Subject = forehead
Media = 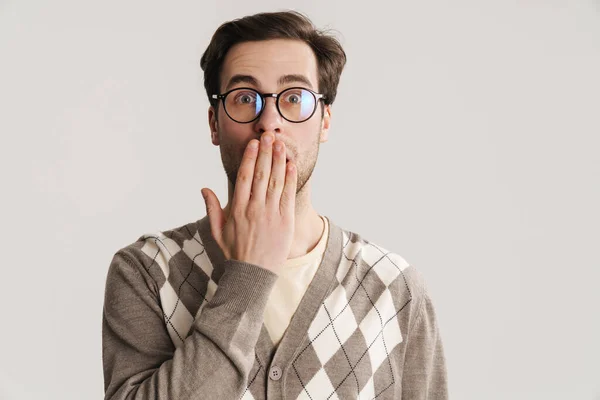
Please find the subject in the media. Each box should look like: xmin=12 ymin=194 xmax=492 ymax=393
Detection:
xmin=220 ymin=39 xmax=319 ymax=91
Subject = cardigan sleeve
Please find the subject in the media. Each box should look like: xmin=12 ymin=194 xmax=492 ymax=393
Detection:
xmin=102 ymin=252 xmax=277 ymax=400
xmin=401 ymin=281 xmax=449 ymax=399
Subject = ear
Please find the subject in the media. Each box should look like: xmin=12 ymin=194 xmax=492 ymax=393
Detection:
xmin=319 ymin=104 xmax=331 ymax=143
xmin=208 ymin=105 xmax=220 ymax=145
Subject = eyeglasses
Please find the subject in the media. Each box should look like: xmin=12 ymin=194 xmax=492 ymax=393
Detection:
xmin=211 ymin=87 xmax=326 ymax=124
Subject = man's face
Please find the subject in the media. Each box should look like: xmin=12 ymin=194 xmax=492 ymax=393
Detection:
xmin=208 ymin=38 xmax=331 ymax=194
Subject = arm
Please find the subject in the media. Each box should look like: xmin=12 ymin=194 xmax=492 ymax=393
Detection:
xmin=401 ymin=286 xmax=448 ymax=399
xmin=103 ymin=131 xmax=294 ymax=399
xmin=102 ymin=251 xmax=277 ymax=399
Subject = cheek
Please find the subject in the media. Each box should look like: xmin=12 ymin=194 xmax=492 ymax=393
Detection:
xmin=293 ymin=124 xmax=321 ymax=157
xmin=219 ymin=117 xmax=252 ymax=142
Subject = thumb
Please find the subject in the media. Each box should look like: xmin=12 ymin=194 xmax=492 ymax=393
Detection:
xmin=201 ymin=188 xmax=224 ymax=241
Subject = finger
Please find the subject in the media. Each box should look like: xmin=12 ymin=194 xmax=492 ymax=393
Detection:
xmin=266 ymin=139 xmax=286 ymax=209
xmin=250 ymin=132 xmax=274 ymax=204
xmin=233 ymin=139 xmax=259 ymax=207
xmin=280 ymin=160 xmax=297 ymax=217
xmin=201 ymin=188 xmax=225 ymax=243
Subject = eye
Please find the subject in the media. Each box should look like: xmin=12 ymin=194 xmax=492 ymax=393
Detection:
xmin=283 ymin=92 xmax=302 ymax=104
xmin=233 ymin=91 xmax=257 ymax=104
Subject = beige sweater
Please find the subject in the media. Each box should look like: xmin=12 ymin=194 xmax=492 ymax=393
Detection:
xmin=102 ymin=215 xmax=448 ymax=399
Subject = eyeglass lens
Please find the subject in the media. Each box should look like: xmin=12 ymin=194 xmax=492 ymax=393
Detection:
xmin=223 ymin=88 xmax=317 ymax=123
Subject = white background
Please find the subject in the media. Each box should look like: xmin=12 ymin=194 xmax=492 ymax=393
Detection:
xmin=1 ymin=1 xmax=599 ymax=399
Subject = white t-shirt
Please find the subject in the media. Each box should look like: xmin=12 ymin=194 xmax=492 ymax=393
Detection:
xmin=263 ymin=215 xmax=329 ymax=346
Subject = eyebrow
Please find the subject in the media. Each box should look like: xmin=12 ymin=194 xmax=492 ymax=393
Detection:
xmin=224 ymin=74 xmax=315 ymax=92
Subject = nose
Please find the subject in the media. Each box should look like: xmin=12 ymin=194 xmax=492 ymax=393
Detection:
xmin=254 ymin=97 xmax=283 ymax=135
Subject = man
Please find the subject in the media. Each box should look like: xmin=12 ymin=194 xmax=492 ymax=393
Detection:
xmin=102 ymin=10 xmax=448 ymax=400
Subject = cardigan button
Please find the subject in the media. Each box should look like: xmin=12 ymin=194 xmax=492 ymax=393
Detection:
xmin=269 ymin=365 xmax=282 ymax=381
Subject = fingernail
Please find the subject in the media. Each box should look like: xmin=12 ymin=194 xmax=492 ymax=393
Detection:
xmin=263 ymin=133 xmax=273 ymax=144
xmin=249 ymin=140 xmax=258 ymax=149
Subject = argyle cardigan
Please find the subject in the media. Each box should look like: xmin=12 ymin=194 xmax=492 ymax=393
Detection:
xmin=102 ymin=215 xmax=448 ymax=399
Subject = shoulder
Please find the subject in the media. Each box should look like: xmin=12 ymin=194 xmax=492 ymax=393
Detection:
xmin=339 ymin=227 xmax=427 ymax=293
xmin=336 ymin=226 xmax=429 ymax=322
xmin=106 ymin=219 xmax=205 ymax=292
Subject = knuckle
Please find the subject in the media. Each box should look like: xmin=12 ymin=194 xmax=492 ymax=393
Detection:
xmin=245 ymin=205 xmax=258 ymax=219
xmin=255 ymin=170 xmax=265 ymax=181
xmin=237 ymin=172 xmax=251 ymax=184
xmin=268 ymin=178 xmax=279 ymax=194
xmin=260 ymin=143 xmax=271 ymax=153
xmin=231 ymin=207 xmax=244 ymax=220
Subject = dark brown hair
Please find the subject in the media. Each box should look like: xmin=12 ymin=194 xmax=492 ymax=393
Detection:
xmin=200 ymin=11 xmax=347 ymax=109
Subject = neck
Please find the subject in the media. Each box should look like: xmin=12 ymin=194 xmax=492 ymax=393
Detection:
xmin=222 ymin=178 xmax=324 ymax=259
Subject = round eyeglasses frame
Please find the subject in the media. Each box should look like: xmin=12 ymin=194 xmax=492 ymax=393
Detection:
xmin=211 ymin=86 xmax=326 ymax=124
